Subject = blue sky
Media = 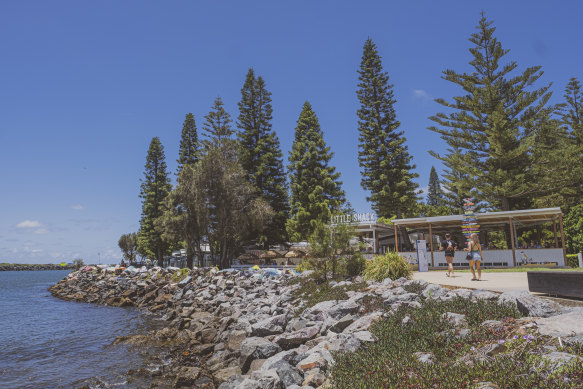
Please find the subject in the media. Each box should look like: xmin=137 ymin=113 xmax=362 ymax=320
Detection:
xmin=1 ymin=1 xmax=581 ymax=264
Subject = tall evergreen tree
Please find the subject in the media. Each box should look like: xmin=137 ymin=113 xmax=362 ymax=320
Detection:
xmin=356 ymin=38 xmax=419 ymax=218
xmin=433 ymin=145 xmax=480 ymax=213
xmin=426 ymin=166 xmax=446 ymax=207
xmin=429 ymin=14 xmax=553 ymax=212
xmin=176 ymin=113 xmax=199 ymax=174
xmin=202 ymin=97 xmax=235 ymax=151
xmin=561 ymin=78 xmax=583 ymax=145
xmin=137 ymin=137 xmax=172 ymax=263
xmin=237 ymin=68 xmax=289 ymax=246
xmin=287 ymin=102 xmax=346 ymax=241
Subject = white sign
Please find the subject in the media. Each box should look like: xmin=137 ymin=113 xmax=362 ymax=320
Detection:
xmin=416 ymin=240 xmax=429 ymax=272
xmin=331 ymin=213 xmax=376 ymax=224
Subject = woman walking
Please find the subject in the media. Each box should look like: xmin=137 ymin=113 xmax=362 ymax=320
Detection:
xmin=465 ymin=233 xmax=483 ymax=281
xmin=440 ymin=233 xmax=457 ymax=277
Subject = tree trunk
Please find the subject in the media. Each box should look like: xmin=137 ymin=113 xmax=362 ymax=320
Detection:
xmin=501 ymin=196 xmax=513 ymax=248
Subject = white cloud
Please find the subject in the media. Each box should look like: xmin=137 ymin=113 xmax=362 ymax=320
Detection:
xmin=413 ymin=89 xmax=431 ymax=100
xmin=71 ymin=205 xmax=85 ymax=211
xmin=16 ymin=220 xmax=43 ymax=228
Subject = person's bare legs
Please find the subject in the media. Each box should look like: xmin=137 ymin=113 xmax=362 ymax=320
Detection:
xmin=469 ymin=260 xmax=477 ymax=280
xmin=447 ymin=257 xmax=454 ymax=277
xmin=476 ymin=261 xmax=481 ymax=280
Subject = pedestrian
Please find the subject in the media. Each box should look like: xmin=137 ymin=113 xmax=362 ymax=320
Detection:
xmin=440 ymin=233 xmax=457 ymax=277
xmin=465 ymin=233 xmax=483 ymax=281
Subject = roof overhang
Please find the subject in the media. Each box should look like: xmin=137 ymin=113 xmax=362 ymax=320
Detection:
xmin=392 ymin=208 xmax=562 ymax=232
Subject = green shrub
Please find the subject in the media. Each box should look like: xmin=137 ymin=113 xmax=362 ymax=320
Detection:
xmin=363 ymin=251 xmax=412 ymax=282
xmin=345 ymin=253 xmax=366 ymax=277
xmin=566 ymin=254 xmax=580 ymax=268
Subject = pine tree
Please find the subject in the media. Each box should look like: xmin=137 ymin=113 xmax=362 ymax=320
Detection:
xmin=561 ymin=78 xmax=583 ymax=145
xmin=287 ymin=102 xmax=346 ymax=241
xmin=356 ymin=38 xmax=419 ymax=218
xmin=176 ymin=113 xmax=199 ymax=174
xmin=426 ymin=166 xmax=446 ymax=207
xmin=137 ymin=137 xmax=172 ymax=264
xmin=237 ymin=69 xmax=289 ymax=246
xmin=429 ymin=13 xmax=552 ymax=212
xmin=432 ymin=145 xmax=480 ymax=213
xmin=202 ymin=97 xmax=235 ymax=151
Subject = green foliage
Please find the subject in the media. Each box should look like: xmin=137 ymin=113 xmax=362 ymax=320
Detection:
xmin=426 ymin=166 xmax=446 ymax=207
xmin=172 ymin=99 xmax=275 ymax=269
xmin=429 ymin=14 xmax=555 ymax=212
xmin=488 ymin=231 xmax=508 ymax=249
xmin=345 ymin=252 xmax=366 ymax=277
xmin=565 ymin=204 xmax=583 ymax=254
xmin=308 ymin=221 xmax=360 ymax=279
xmin=363 ymin=251 xmax=412 ymax=282
xmin=118 ymin=232 xmax=138 ymax=264
xmin=176 ymin=113 xmax=199 ymax=175
xmin=137 ymin=137 xmax=172 ymax=263
xmin=237 ymin=69 xmax=289 ymax=246
xmin=287 ymin=102 xmax=346 ymax=241
xmin=561 ymin=77 xmax=583 ymax=146
xmin=330 ymin=297 xmax=583 ymax=388
xmin=356 ymin=38 xmax=419 ymax=218
xmin=566 ymin=254 xmax=580 ymax=268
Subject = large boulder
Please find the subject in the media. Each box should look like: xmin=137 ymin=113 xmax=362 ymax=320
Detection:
xmin=274 ymin=326 xmax=320 ymax=349
xmin=536 ymin=312 xmax=583 ymax=343
xmin=343 ymin=312 xmax=382 ymax=334
xmin=269 ymin=360 xmax=304 ymax=388
xmin=251 ymin=314 xmax=288 ymax=337
xmin=240 ymin=337 xmax=282 ymax=373
xmin=516 ymin=295 xmax=562 ymax=318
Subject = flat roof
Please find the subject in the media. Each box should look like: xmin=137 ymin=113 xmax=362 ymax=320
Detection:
xmin=392 ymin=208 xmax=562 ymax=231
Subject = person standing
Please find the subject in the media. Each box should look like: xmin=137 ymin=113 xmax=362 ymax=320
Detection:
xmin=465 ymin=233 xmax=483 ymax=281
xmin=440 ymin=233 xmax=457 ymax=277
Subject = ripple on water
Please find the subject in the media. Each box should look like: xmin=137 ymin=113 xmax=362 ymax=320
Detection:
xmin=0 ymin=270 xmax=157 ymax=388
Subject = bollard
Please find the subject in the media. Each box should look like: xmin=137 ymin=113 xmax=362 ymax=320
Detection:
xmin=578 ymin=253 xmax=583 ymax=268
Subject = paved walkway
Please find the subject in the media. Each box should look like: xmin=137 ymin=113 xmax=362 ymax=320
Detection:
xmin=412 ymin=271 xmax=529 ymax=293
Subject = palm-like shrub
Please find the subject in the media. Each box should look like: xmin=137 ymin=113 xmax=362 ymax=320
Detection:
xmin=363 ymin=251 xmax=412 ymax=281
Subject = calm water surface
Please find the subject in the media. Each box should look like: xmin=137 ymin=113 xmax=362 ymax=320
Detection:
xmin=0 ymin=270 xmax=156 ymax=388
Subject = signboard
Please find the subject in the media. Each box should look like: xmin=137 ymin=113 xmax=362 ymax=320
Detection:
xmin=416 ymin=240 xmax=429 ymax=272
xmin=331 ymin=213 xmax=376 ymax=224
xmin=462 ymin=197 xmax=480 ymax=240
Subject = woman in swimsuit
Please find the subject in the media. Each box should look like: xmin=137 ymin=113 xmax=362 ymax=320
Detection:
xmin=465 ymin=233 xmax=483 ymax=281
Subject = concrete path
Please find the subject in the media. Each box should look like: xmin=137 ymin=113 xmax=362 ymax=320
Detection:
xmin=412 ymin=271 xmax=529 ymax=293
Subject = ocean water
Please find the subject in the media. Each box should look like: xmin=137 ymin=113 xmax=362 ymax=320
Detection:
xmin=0 ymin=270 xmax=155 ymax=388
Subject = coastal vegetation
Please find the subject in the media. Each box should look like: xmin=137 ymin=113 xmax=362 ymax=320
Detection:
xmin=119 ymin=13 xmax=583 ymax=267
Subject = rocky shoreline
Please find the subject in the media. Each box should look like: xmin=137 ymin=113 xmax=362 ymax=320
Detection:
xmin=49 ymin=267 xmax=583 ymax=388
xmin=1 ymin=263 xmax=75 ymax=271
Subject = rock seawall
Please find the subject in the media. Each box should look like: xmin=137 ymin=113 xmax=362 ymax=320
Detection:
xmin=1 ymin=264 xmax=75 ymax=271
xmin=49 ymin=267 xmax=583 ymax=389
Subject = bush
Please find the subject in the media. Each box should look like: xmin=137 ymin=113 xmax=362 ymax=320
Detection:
xmin=363 ymin=251 xmax=412 ymax=282
xmin=345 ymin=253 xmax=365 ymax=277
xmin=566 ymin=254 xmax=580 ymax=268
xmin=565 ymin=205 xmax=583 ymax=254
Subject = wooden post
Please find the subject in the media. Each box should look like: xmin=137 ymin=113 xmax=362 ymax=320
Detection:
xmin=428 ymin=223 xmax=435 ymax=267
xmin=559 ymin=213 xmax=567 ymax=265
xmin=394 ymin=224 xmax=399 ymax=253
xmin=553 ymin=219 xmax=559 ymax=248
xmin=509 ymin=217 xmax=517 ymax=267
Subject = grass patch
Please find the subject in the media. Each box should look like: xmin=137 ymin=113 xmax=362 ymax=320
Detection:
xmin=331 ymin=297 xmax=583 ymax=388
